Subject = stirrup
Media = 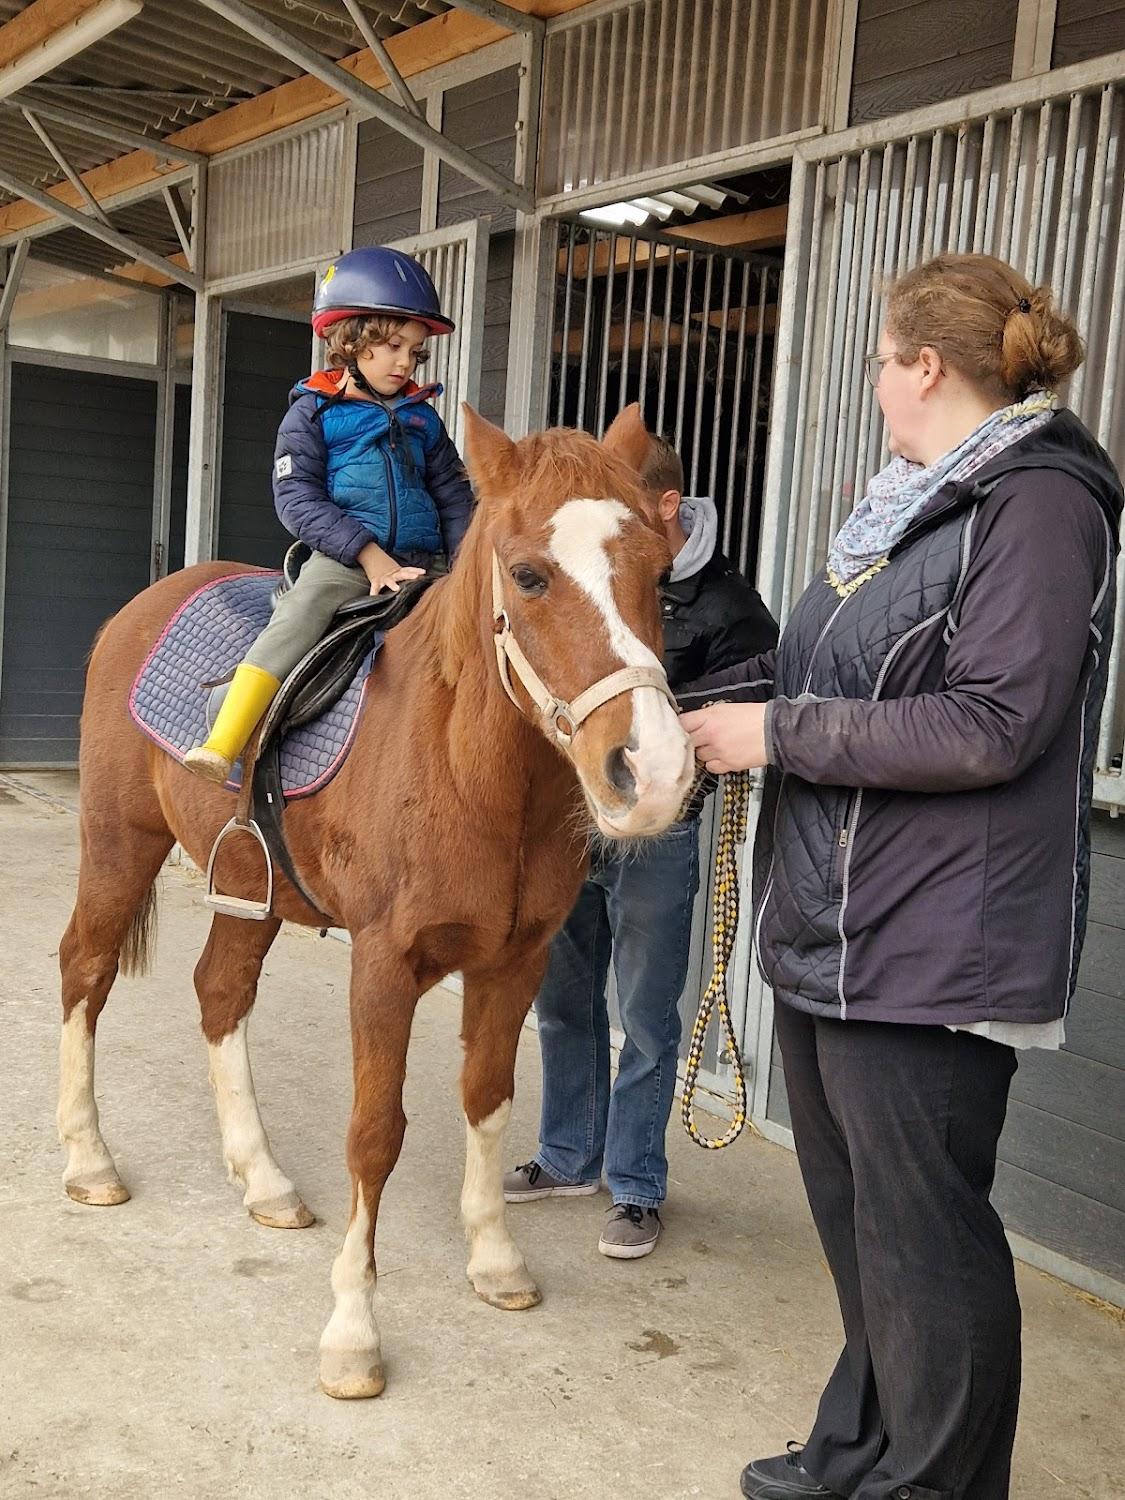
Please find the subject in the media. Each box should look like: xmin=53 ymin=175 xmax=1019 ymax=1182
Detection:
xmin=204 ymin=816 xmax=274 ymax=920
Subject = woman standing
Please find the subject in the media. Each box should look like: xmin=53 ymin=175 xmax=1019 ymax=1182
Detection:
xmin=680 ymin=254 xmax=1122 ymax=1500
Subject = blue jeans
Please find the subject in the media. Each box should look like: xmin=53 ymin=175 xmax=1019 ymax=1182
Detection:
xmin=534 ymin=822 xmax=701 ymax=1208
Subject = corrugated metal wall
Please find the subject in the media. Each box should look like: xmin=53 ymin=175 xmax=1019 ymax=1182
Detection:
xmin=539 ymin=0 xmax=830 ymax=197
xmin=0 ymin=365 xmax=155 ymax=765
xmin=207 ymin=118 xmax=351 ymax=283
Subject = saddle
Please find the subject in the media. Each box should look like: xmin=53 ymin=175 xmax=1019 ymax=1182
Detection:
xmin=214 ymin=547 xmax=439 ymax=922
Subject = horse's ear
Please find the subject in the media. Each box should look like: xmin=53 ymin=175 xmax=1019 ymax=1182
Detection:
xmin=601 ymin=402 xmax=651 ymax=476
xmin=461 ymin=404 xmax=520 ymax=496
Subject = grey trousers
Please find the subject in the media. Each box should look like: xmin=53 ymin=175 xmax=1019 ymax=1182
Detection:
xmin=243 ymin=550 xmax=368 ymax=680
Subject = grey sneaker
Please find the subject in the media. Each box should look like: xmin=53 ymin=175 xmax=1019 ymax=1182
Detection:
xmin=503 ymin=1160 xmax=600 ymax=1203
xmin=598 ymin=1203 xmax=662 ymax=1259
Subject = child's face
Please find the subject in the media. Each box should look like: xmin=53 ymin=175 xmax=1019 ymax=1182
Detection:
xmin=354 ymin=319 xmax=430 ymax=397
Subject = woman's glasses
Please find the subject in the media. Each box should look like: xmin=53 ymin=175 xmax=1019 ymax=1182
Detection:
xmin=864 ymin=351 xmax=897 ymax=387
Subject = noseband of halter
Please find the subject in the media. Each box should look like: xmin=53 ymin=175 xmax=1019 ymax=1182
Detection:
xmin=491 ymin=551 xmax=675 ymax=747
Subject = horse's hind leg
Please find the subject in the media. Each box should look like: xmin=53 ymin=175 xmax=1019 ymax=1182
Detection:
xmin=195 ymin=913 xmax=314 ymax=1229
xmin=58 ymin=815 xmax=174 ymax=1206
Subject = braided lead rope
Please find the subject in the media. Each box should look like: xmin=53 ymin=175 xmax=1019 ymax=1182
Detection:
xmin=681 ymin=769 xmax=751 ymax=1149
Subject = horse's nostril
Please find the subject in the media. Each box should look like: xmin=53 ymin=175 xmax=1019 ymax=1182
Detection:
xmin=605 ymin=745 xmax=636 ymax=799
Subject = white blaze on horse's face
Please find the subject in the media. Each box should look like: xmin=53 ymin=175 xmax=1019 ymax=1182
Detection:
xmin=547 ymin=497 xmax=694 ymax=837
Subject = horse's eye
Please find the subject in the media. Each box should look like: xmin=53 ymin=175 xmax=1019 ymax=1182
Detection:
xmin=511 ymin=565 xmax=547 ymax=596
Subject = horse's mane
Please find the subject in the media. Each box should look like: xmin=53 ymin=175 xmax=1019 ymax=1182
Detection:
xmin=419 ymin=427 xmax=649 ymax=686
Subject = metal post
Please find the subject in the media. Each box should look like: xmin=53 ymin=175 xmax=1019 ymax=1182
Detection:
xmin=505 ymin=210 xmax=555 ymax=437
xmin=20 ymin=110 xmax=114 ymax=228
xmin=340 ymin=0 xmax=425 ymax=119
xmin=185 ymin=290 xmax=224 ymax=567
xmin=151 ymin=293 xmax=178 ymax=580
xmin=0 ymin=239 xmax=29 ymax=334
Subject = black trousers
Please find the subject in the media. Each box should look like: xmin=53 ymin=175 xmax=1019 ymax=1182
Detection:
xmin=774 ymin=1003 xmax=1021 ymax=1500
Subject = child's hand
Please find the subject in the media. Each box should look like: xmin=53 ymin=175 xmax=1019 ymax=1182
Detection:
xmin=369 ymin=565 xmax=426 ymax=595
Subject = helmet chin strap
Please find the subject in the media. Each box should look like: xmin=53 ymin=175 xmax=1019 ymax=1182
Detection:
xmin=346 ymin=359 xmax=380 ymax=400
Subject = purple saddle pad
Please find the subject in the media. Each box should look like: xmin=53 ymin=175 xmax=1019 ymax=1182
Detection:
xmin=129 ymin=570 xmax=380 ymax=799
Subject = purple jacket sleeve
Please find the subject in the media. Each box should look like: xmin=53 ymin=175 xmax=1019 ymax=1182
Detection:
xmin=676 ymin=649 xmax=777 ymax=709
xmin=273 ymin=399 xmax=374 ymax=567
xmin=766 ymin=475 xmax=1112 ymax=792
xmin=424 ymin=422 xmax=475 ymax=558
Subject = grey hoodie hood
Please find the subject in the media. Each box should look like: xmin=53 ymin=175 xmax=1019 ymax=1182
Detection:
xmin=669 ymin=495 xmax=719 ymax=582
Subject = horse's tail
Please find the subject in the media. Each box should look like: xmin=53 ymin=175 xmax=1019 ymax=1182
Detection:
xmin=120 ymin=880 xmax=159 ymax=978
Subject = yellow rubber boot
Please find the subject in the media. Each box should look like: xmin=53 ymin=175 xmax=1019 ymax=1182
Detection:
xmin=183 ymin=663 xmax=281 ymax=784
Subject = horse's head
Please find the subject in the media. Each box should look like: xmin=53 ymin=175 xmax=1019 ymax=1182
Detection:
xmin=461 ymin=403 xmax=695 ymax=839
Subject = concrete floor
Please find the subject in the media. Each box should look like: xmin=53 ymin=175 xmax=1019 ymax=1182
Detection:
xmin=0 ymin=770 xmax=1121 ymax=1500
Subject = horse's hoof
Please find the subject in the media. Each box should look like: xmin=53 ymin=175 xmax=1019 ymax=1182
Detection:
xmin=472 ymin=1280 xmax=542 ymax=1312
xmin=248 ymin=1190 xmax=315 ymax=1229
xmin=65 ymin=1170 xmax=130 ymax=1207
xmin=318 ymin=1351 xmax=385 ymax=1400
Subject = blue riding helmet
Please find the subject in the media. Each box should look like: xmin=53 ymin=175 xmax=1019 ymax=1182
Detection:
xmin=312 ymin=247 xmax=454 ymax=337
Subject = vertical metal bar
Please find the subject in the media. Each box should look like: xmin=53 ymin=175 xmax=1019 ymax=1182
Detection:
xmin=596 ymin=231 xmax=616 ymax=435
xmin=618 ymin=231 xmax=638 ymax=411
xmin=689 ymin=254 xmax=715 ymax=493
xmin=738 ymin=263 xmax=772 ymax=576
xmin=1026 ymin=100 xmax=1055 ymax=280
xmin=1052 ymin=90 xmax=1086 ymax=309
xmin=0 ymin=239 xmax=29 ymax=334
xmin=151 ymin=293 xmax=177 ymax=582
xmin=760 ymin=0 xmax=782 ymax=138
xmin=576 ymin=226 xmax=598 ymax=428
xmin=975 ymin=112 xmax=998 ymax=252
xmin=588 ymin=16 xmax=607 ymax=190
xmin=617 ymin=4 xmax=636 ymax=184
xmin=858 ymin=143 xmax=896 ymax=490
xmin=655 ymin=244 xmax=678 ymax=433
xmin=1069 ymin=86 xmax=1116 ymax=415
xmin=779 ymin=158 xmax=826 ymax=619
xmin=673 ymin=249 xmax=697 ymax=450
xmin=721 ymin=0 xmax=744 ymax=149
xmin=999 ymin=107 xmax=1026 ymax=265
xmin=666 ymin=0 xmax=689 ymax=166
xmin=553 ymin=29 xmax=575 ymax=196
xmin=638 ymin=232 xmax=658 ymax=411
xmin=1095 ymin=218 xmax=1125 ymax=770
xmin=780 ymin=0 xmax=801 ymax=134
xmin=741 ymin=0 xmax=763 ymax=143
xmin=686 ymin=0 xmax=710 ymax=159
xmin=556 ymin=221 xmax=576 ymax=424
xmin=603 ymin=10 xmax=622 ymax=183
xmin=829 ymin=148 xmax=871 ymax=542
xmin=828 ymin=147 xmax=870 ymax=546
xmin=798 ymin=155 xmax=849 ymax=605
xmin=708 ymin=257 xmax=734 ymax=504
xmin=653 ymin=0 xmax=674 ymax=171
xmin=629 ymin=0 xmax=652 ymax=183
xmin=759 ymin=147 xmax=812 ymax=619
xmin=573 ymin=24 xmax=590 ymax=189
xmin=920 ymin=129 xmax=945 ymax=261
xmin=950 ymin=124 xmax=970 ymax=252
xmin=722 ymin=259 xmax=752 ymax=556
xmin=896 ymin=132 xmax=920 ymax=268
xmin=185 ymin=292 xmax=225 ymax=567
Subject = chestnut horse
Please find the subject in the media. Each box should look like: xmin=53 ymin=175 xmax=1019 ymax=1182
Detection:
xmin=57 ymin=405 xmax=694 ymax=1398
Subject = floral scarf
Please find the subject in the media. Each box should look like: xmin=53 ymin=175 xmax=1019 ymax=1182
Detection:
xmin=825 ymin=392 xmax=1055 ymax=596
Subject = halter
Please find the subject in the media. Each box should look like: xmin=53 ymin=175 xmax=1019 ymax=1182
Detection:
xmin=490 ymin=551 xmax=675 ymax=747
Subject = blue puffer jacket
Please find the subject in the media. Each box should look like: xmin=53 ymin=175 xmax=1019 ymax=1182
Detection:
xmin=271 ymin=369 xmax=475 ymax=566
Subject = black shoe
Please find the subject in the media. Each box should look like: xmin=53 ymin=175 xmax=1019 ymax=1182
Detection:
xmin=739 ymin=1443 xmax=844 ymax=1499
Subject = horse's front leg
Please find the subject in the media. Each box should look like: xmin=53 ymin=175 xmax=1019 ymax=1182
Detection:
xmin=318 ymin=929 xmax=420 ymax=1399
xmin=459 ymin=953 xmax=548 ymax=1311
